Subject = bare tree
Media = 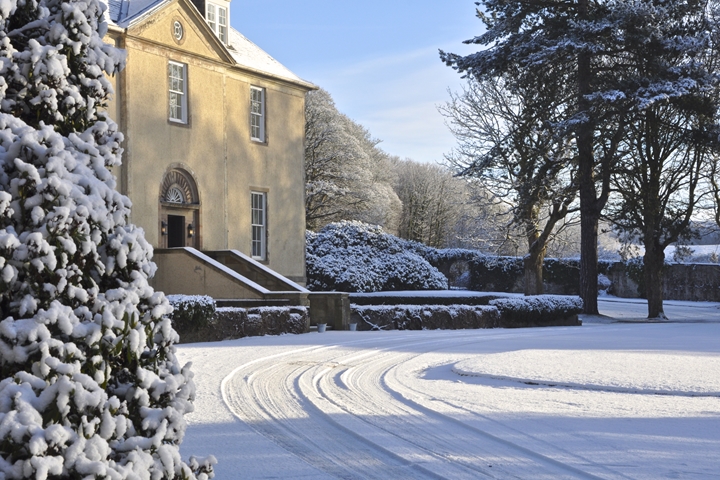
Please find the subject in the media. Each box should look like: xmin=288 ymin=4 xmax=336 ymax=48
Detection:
xmin=304 ymin=89 xmax=400 ymax=231
xmin=393 ymin=159 xmax=463 ymax=247
xmin=341 ymin=118 xmax=402 ymax=232
xmin=440 ymin=0 xmax=715 ymax=314
xmin=609 ymin=105 xmax=720 ymax=318
xmin=604 ymin=1 xmax=720 ymax=319
xmin=440 ymin=77 xmax=577 ymax=295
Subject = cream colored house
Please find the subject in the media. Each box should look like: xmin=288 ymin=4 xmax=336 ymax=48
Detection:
xmin=104 ymin=0 xmax=314 ymax=293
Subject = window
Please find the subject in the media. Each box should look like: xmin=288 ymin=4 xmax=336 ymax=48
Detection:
xmin=218 ymin=7 xmax=227 ymax=43
xmin=166 ymin=186 xmax=185 ymax=204
xmin=173 ymin=20 xmax=183 ymax=41
xmin=206 ymin=4 xmax=215 ymax=31
xmin=168 ymin=61 xmax=187 ymax=123
xmin=250 ymin=87 xmax=265 ymax=142
xmin=251 ymin=192 xmax=266 ymax=260
xmin=206 ymin=3 xmax=228 ymax=44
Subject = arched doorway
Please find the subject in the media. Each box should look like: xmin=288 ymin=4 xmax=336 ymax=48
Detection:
xmin=159 ymin=168 xmax=200 ymax=249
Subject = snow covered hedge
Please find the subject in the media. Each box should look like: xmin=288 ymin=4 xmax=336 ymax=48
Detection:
xmin=306 ymin=221 xmax=448 ymax=292
xmin=0 ymin=0 xmax=213 ymax=476
xmin=352 ymin=305 xmax=499 ymax=331
xmin=467 ymin=256 xmax=615 ymax=294
xmin=167 ymin=295 xmax=216 ymax=333
xmin=351 ymin=295 xmax=582 ymax=330
xmin=174 ymin=306 xmax=309 ymax=343
xmin=489 ymin=295 xmax=583 ymax=327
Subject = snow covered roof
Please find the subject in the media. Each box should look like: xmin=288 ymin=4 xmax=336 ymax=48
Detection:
xmin=104 ymin=0 xmax=315 ymax=89
xmin=225 ymin=28 xmax=311 ymax=87
xmin=107 ymin=0 xmax=160 ymax=25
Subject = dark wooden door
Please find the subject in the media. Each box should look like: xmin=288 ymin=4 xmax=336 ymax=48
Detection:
xmin=168 ymin=214 xmax=185 ymax=248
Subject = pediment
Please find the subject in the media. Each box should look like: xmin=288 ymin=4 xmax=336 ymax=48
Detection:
xmin=125 ymin=0 xmax=234 ymax=65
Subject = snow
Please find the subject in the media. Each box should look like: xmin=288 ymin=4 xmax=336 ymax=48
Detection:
xmin=307 ymin=221 xmax=448 ymax=292
xmin=226 ymin=29 xmax=311 ymax=87
xmin=454 ymin=350 xmax=720 ymax=396
xmin=178 ymin=297 xmax=720 ymax=479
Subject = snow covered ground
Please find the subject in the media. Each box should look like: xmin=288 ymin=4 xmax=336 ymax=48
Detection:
xmin=178 ymin=297 xmax=720 ymax=479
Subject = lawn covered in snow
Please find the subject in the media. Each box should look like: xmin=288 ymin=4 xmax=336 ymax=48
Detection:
xmin=178 ymin=298 xmax=720 ymax=479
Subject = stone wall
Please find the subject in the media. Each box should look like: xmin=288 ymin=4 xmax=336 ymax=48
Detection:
xmin=438 ymin=255 xmax=720 ymax=302
xmin=607 ymin=262 xmax=720 ymax=301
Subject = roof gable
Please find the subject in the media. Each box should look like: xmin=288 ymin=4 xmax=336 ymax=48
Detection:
xmin=104 ymin=0 xmax=315 ymax=89
xmin=122 ymin=0 xmax=234 ymax=64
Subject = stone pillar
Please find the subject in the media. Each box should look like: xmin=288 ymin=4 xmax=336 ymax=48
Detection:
xmin=309 ymin=292 xmax=350 ymax=330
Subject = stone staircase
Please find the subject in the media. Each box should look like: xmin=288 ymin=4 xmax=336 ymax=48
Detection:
xmin=150 ymin=247 xmax=350 ymax=330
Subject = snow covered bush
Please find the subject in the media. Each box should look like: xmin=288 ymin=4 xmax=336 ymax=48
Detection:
xmin=352 ymin=304 xmax=499 ymax=331
xmin=0 ymin=0 xmax=213 ymax=477
xmin=468 ymin=256 xmax=614 ymax=295
xmin=167 ymin=295 xmax=216 ymax=333
xmin=177 ymin=306 xmax=309 ymax=343
xmin=489 ymin=296 xmax=583 ymax=327
xmin=306 ymin=221 xmax=448 ymax=292
xmin=468 ymin=255 xmax=524 ymax=292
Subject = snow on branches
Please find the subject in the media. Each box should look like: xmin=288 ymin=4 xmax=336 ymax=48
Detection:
xmin=0 ymin=0 xmax=213 ymax=477
xmin=306 ymin=221 xmax=448 ymax=292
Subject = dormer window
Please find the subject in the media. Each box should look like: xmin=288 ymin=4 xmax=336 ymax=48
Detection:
xmin=206 ymin=2 xmax=228 ymax=44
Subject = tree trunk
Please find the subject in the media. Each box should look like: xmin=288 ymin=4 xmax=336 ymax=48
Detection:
xmin=523 ymin=249 xmax=544 ymax=295
xmin=644 ymin=244 xmax=666 ymax=319
xmin=579 ymin=205 xmax=599 ymax=313
xmin=576 ymin=30 xmax=600 ymax=315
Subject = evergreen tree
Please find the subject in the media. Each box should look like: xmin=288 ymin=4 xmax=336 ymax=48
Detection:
xmin=0 ymin=0 xmax=214 ymax=477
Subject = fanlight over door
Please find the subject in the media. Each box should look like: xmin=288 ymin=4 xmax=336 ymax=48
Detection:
xmin=159 ymin=168 xmax=200 ymax=249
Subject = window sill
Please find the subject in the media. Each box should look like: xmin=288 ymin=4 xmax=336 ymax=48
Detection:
xmin=168 ymin=118 xmax=191 ymax=128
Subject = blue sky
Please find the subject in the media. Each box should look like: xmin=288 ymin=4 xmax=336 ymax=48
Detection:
xmin=230 ymin=1 xmax=483 ymax=164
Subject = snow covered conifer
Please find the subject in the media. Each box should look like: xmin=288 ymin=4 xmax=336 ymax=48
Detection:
xmin=0 ymin=0 xmax=214 ymax=477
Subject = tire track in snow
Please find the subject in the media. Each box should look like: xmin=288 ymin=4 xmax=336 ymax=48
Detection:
xmin=221 ymin=329 xmax=614 ymax=479
xmin=223 ymin=335 xmax=447 ymax=479
xmin=315 ymin=334 xmax=604 ymax=479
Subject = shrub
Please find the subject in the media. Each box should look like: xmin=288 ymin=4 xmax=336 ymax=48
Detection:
xmin=167 ymin=295 xmax=216 ymax=333
xmin=306 ymin=221 xmax=448 ymax=292
xmin=174 ymin=306 xmax=309 ymax=343
xmin=468 ymin=256 xmax=524 ymax=292
xmin=468 ymin=256 xmax=616 ymax=294
xmin=352 ymin=304 xmax=499 ymax=330
xmin=489 ymin=295 xmax=583 ymax=327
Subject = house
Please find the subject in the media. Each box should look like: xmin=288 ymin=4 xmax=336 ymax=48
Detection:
xmin=103 ymin=0 xmax=316 ymax=299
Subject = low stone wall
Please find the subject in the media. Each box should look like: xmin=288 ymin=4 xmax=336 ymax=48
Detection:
xmin=664 ymin=264 xmax=720 ymax=301
xmin=175 ymin=306 xmax=309 ymax=343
